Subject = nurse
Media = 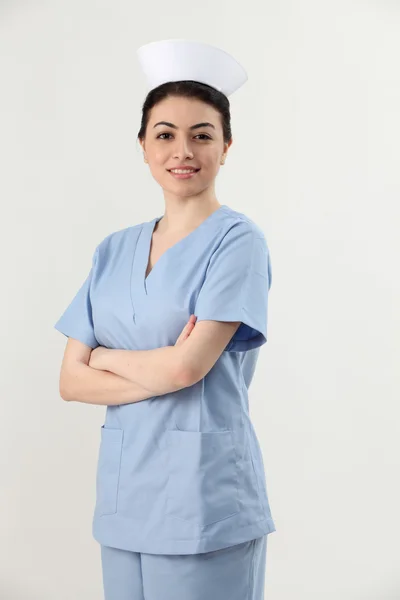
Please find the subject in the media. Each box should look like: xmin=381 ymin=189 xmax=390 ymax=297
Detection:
xmin=55 ymin=39 xmax=276 ymax=600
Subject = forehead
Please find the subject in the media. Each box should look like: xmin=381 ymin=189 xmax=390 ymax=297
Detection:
xmin=148 ymin=96 xmax=220 ymax=126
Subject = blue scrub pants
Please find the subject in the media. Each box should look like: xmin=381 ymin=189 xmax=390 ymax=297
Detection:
xmin=100 ymin=535 xmax=268 ymax=600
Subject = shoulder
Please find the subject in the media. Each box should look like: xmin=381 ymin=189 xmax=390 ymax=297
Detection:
xmin=218 ymin=206 xmax=270 ymax=249
xmin=93 ymin=220 xmax=147 ymax=259
xmin=217 ymin=207 xmax=272 ymax=284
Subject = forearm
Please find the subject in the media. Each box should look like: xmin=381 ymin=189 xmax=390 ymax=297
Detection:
xmin=61 ymin=362 xmax=158 ymax=406
xmin=100 ymin=345 xmax=188 ymax=395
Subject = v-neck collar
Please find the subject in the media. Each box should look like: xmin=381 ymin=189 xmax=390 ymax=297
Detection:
xmin=132 ymin=205 xmax=228 ymax=302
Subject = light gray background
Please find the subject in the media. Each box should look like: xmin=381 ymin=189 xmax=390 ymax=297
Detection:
xmin=1 ymin=1 xmax=399 ymax=598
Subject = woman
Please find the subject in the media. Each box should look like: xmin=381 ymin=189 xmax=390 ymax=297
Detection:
xmin=55 ymin=40 xmax=276 ymax=600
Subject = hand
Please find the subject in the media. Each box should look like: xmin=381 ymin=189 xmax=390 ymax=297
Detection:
xmin=88 ymin=346 xmax=110 ymax=370
xmin=175 ymin=314 xmax=197 ymax=346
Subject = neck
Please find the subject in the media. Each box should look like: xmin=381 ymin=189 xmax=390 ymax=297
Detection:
xmin=156 ymin=195 xmax=222 ymax=236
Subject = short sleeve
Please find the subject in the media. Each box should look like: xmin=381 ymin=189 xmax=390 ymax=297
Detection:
xmin=194 ymin=221 xmax=272 ymax=352
xmin=54 ymin=246 xmax=99 ymax=349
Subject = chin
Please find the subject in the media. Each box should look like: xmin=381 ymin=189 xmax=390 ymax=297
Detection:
xmin=161 ymin=178 xmax=203 ymax=191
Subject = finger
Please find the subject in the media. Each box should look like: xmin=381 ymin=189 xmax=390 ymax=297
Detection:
xmin=176 ymin=326 xmax=188 ymax=344
xmin=176 ymin=317 xmax=196 ymax=345
xmin=185 ymin=325 xmax=194 ymax=338
xmin=179 ymin=323 xmax=193 ymax=342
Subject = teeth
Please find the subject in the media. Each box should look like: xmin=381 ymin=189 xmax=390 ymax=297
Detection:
xmin=170 ymin=169 xmax=197 ymax=174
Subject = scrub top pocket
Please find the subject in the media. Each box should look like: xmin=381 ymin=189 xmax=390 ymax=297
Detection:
xmin=165 ymin=429 xmax=240 ymax=528
xmin=95 ymin=425 xmax=124 ymax=517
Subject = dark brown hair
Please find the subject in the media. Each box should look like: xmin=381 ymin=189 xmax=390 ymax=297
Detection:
xmin=137 ymin=80 xmax=232 ymax=144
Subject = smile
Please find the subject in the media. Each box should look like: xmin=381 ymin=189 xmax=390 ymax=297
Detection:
xmin=169 ymin=168 xmax=200 ymax=173
xmin=168 ymin=169 xmax=200 ymax=179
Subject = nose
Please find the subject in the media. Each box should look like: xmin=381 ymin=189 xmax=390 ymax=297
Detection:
xmin=172 ymin=137 xmax=194 ymax=160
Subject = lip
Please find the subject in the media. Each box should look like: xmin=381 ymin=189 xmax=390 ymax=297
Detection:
xmin=168 ymin=168 xmax=200 ymax=180
xmin=167 ymin=167 xmax=201 ymax=172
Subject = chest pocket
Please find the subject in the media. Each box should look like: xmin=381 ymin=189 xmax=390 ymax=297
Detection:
xmin=164 ymin=429 xmax=240 ymax=528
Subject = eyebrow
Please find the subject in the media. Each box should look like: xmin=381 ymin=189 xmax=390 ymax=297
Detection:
xmin=153 ymin=121 xmax=215 ymax=131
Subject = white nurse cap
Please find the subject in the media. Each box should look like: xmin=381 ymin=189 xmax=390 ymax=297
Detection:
xmin=136 ymin=39 xmax=248 ymax=97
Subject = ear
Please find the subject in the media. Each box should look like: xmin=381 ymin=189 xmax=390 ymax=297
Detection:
xmin=139 ymin=139 xmax=148 ymax=163
xmin=221 ymin=138 xmax=233 ymax=163
xmin=224 ymin=138 xmax=233 ymax=154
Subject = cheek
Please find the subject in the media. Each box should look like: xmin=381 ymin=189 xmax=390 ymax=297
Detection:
xmin=145 ymin=143 xmax=167 ymax=165
xmin=206 ymin=148 xmax=222 ymax=164
xmin=195 ymin=150 xmax=219 ymax=169
xmin=153 ymin=150 xmax=168 ymax=164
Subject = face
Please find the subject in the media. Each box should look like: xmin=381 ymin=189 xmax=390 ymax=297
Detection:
xmin=139 ymin=96 xmax=232 ymax=200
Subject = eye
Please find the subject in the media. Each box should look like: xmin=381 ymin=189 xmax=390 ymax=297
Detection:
xmin=156 ymin=133 xmax=212 ymax=140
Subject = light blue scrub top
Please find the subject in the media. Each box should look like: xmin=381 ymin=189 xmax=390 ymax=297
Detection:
xmin=54 ymin=204 xmax=276 ymax=554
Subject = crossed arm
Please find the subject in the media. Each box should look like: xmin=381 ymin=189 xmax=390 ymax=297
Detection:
xmin=59 ymin=318 xmax=241 ymax=405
